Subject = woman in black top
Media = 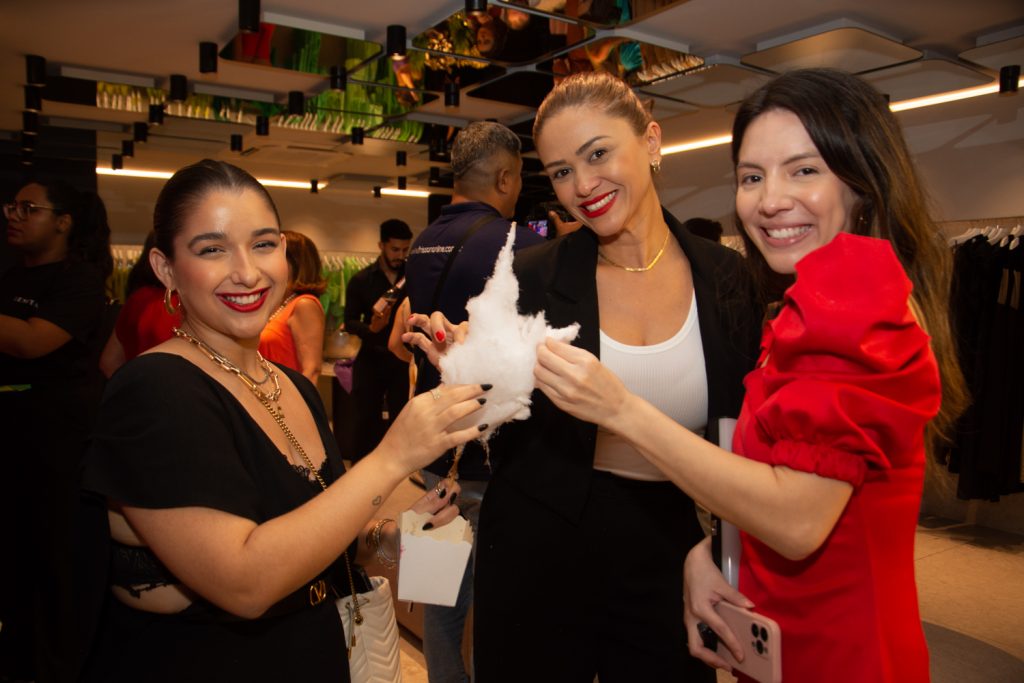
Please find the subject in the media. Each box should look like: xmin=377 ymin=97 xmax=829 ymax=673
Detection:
xmin=82 ymin=160 xmax=487 ymax=682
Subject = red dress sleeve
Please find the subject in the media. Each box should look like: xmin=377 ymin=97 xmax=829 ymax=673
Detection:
xmin=750 ymin=234 xmax=941 ymax=489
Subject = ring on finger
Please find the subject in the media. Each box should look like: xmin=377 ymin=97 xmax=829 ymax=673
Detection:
xmin=430 ymin=387 xmax=442 ymax=401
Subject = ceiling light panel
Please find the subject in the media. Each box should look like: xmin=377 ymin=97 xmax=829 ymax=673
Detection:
xmin=641 ymin=59 xmax=773 ymax=107
xmin=959 ymin=35 xmax=1024 ymax=73
xmin=861 ymin=58 xmax=992 ymax=102
xmin=742 ymin=27 xmax=921 ymax=74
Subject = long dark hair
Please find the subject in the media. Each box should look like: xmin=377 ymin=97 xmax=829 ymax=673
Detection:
xmin=153 ymin=159 xmax=279 ymax=259
xmin=731 ymin=68 xmax=967 ymax=451
xmin=25 ymin=179 xmax=113 ymax=281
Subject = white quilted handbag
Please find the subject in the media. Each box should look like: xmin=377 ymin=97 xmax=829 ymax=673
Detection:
xmin=336 ymin=575 xmax=402 ymax=683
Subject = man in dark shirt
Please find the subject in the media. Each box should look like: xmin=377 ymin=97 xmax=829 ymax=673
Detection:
xmin=404 ymin=121 xmax=543 ymax=683
xmin=344 ymin=219 xmax=412 ymax=461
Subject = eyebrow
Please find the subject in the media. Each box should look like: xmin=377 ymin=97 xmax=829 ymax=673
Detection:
xmin=187 ymin=227 xmax=279 ymax=249
xmin=543 ymin=135 xmax=610 ymax=170
xmin=736 ymin=151 xmax=822 ymax=170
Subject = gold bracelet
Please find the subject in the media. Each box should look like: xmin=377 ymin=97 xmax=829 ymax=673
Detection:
xmin=371 ymin=518 xmax=397 ymax=568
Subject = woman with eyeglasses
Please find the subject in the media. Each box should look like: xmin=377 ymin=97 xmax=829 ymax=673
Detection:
xmin=0 ymin=180 xmax=114 ymax=682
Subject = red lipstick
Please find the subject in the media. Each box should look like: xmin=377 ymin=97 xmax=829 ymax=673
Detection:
xmin=579 ymin=191 xmax=617 ymax=219
xmin=217 ymin=289 xmax=269 ymax=313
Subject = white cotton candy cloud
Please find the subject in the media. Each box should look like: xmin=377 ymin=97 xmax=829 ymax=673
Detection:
xmin=440 ymin=225 xmax=579 ymax=442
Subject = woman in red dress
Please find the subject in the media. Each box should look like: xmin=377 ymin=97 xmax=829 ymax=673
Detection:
xmin=529 ymin=68 xmax=967 ymax=681
xmin=259 ymin=230 xmax=326 ymax=385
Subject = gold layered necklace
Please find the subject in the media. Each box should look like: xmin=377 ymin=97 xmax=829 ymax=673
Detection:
xmin=598 ymin=229 xmax=671 ymax=272
xmin=172 ymin=327 xmax=281 ymax=402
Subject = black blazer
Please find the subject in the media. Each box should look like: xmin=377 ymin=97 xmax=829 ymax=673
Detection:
xmin=488 ymin=208 xmax=762 ymax=524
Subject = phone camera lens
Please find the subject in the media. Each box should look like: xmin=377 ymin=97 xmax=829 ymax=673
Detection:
xmin=755 ymin=639 xmax=765 ymax=655
xmin=751 ymin=623 xmax=759 ymax=637
xmin=760 ymin=626 xmax=769 ymax=641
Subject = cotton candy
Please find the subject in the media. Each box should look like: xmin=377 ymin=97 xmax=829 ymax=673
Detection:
xmin=440 ymin=225 xmax=579 ymax=442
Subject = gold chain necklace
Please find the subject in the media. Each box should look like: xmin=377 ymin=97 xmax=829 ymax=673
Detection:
xmin=598 ymin=230 xmax=671 ymax=272
xmin=172 ymin=327 xmax=281 ymax=401
xmin=268 ymin=293 xmax=296 ymax=322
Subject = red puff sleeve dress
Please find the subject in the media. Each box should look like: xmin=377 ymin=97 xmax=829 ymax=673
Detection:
xmin=733 ymin=234 xmax=940 ymax=683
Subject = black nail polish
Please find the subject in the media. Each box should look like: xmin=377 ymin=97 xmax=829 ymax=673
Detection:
xmin=450 ymin=492 xmax=458 ymax=505
xmin=422 ymin=522 xmax=434 ymax=531
xmin=436 ymin=487 xmax=446 ymax=499
xmin=480 ymin=383 xmax=493 ymax=391
xmin=477 ymin=398 xmax=487 ymax=405
xmin=478 ymin=423 xmax=489 ymax=431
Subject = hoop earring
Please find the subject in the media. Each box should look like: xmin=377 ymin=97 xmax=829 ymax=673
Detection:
xmin=650 ymin=159 xmax=661 ymax=174
xmin=164 ymin=288 xmax=180 ymax=315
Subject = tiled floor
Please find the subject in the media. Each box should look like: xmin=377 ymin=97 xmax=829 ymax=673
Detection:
xmin=393 ymin=512 xmax=1024 ymax=683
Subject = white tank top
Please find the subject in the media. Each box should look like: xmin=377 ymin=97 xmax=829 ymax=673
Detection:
xmin=593 ymin=290 xmax=708 ymax=481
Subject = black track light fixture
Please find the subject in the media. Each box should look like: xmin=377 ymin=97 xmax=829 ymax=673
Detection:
xmin=397 ymin=176 xmax=407 ymax=190
xmin=149 ymin=103 xmax=165 ymax=125
xmin=24 ymin=87 xmax=42 ymax=113
xmin=396 ymin=150 xmax=407 ymax=167
xmin=169 ymin=74 xmax=188 ymax=102
xmin=310 ymin=179 xmax=319 ymax=194
xmin=330 ymin=65 xmax=347 ymax=91
xmin=22 ymin=149 xmax=33 ymax=166
xmin=230 ymin=133 xmax=243 ymax=152
xmin=466 ymin=0 xmax=488 ymax=17
xmin=111 ymin=154 xmax=123 ymax=171
xmin=21 ymin=133 xmax=35 ymax=151
xmin=255 ymin=115 xmax=270 ymax=136
xmin=23 ymin=111 xmax=38 ymax=135
xmin=239 ymin=0 xmax=260 ymax=34
xmin=121 ymin=140 xmax=135 ymax=158
xmin=350 ymin=126 xmax=365 ymax=145
xmin=999 ymin=65 xmax=1020 ymax=95
xmin=133 ymin=122 xmax=148 ymax=143
xmin=444 ymin=81 xmax=460 ymax=108
xmin=26 ymin=54 xmax=46 ymax=87
xmin=386 ymin=25 xmax=406 ymax=58
xmin=199 ymin=42 xmax=218 ymax=73
xmin=373 ymin=186 xmax=382 ymax=198
xmin=288 ymin=91 xmax=304 ymax=117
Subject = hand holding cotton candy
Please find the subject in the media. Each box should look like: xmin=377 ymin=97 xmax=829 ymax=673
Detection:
xmin=440 ymin=225 xmax=579 ymax=442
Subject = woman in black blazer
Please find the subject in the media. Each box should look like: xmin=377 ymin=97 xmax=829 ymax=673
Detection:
xmin=409 ymin=72 xmax=761 ymax=682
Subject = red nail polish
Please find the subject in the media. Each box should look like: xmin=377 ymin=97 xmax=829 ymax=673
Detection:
xmin=435 ymin=330 xmax=446 ymax=342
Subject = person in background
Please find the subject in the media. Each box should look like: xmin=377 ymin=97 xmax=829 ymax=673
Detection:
xmin=404 ymin=120 xmax=543 ymax=683
xmin=345 ymin=219 xmax=413 ymax=461
xmin=531 ymin=68 xmax=967 ymax=682
xmin=681 ymin=217 xmax=723 ymax=243
xmin=99 ymin=231 xmax=180 ymax=377
xmin=81 ymin=159 xmax=485 ymax=683
xmin=259 ymin=230 xmax=326 ymax=385
xmin=405 ymin=72 xmax=761 ymax=683
xmin=0 ymin=179 xmax=113 ymax=683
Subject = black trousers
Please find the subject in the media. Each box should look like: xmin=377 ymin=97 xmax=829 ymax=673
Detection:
xmin=474 ymin=469 xmax=714 ymax=683
xmin=350 ymin=349 xmax=409 ymax=461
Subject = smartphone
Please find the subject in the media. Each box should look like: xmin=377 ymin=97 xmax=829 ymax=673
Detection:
xmin=713 ymin=602 xmax=782 ymax=683
xmin=526 ymin=218 xmax=549 ymax=238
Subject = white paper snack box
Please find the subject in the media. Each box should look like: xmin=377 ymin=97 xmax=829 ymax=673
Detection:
xmin=396 ymin=510 xmax=474 ymax=607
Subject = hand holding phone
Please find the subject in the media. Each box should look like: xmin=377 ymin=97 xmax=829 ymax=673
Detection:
xmin=713 ymin=602 xmax=782 ymax=683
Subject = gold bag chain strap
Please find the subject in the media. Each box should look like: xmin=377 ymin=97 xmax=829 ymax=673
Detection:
xmin=251 ymin=390 xmax=365 ymax=656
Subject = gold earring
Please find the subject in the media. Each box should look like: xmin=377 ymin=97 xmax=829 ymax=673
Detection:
xmin=650 ymin=159 xmax=661 ymax=174
xmin=164 ymin=288 xmax=180 ymax=315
